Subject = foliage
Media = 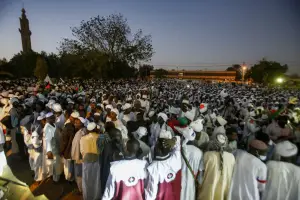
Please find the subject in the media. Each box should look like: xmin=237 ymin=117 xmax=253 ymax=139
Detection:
xmin=154 ymin=68 xmax=168 ymax=79
xmin=226 ymin=64 xmax=242 ymax=81
xmin=248 ymin=59 xmax=288 ymax=83
xmin=0 ymin=58 xmax=7 ymax=66
xmin=1 ymin=13 xmax=153 ymax=79
xmin=58 ymin=13 xmax=154 ymax=67
xmin=7 ymin=51 xmax=40 ymax=77
xmin=139 ymin=64 xmax=154 ymax=78
xmin=34 ymin=56 xmax=48 ymax=80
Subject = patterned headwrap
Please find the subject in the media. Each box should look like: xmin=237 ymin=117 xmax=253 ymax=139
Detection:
xmin=206 ymin=133 xmax=228 ymax=175
xmin=96 ymin=133 xmax=111 ymax=155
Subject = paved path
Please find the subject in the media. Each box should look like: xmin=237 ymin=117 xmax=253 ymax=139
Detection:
xmin=6 ymin=153 xmax=82 ymax=200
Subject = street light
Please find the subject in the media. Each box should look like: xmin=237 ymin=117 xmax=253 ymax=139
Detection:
xmin=276 ymin=78 xmax=284 ymax=84
xmin=241 ymin=63 xmax=247 ymax=82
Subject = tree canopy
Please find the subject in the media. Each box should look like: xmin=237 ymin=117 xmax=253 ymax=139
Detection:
xmin=248 ymin=59 xmax=288 ymax=83
xmin=58 ymin=13 xmax=154 ymax=67
xmin=226 ymin=64 xmax=242 ymax=81
xmin=139 ymin=64 xmax=154 ymax=78
xmin=0 ymin=13 xmax=153 ymax=79
xmin=154 ymin=68 xmax=168 ymax=79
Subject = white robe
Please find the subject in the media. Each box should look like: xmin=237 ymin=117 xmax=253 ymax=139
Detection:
xmin=228 ymin=150 xmax=267 ymax=200
xmin=41 ymin=123 xmax=56 ymax=179
xmin=181 ymin=144 xmax=204 ymax=200
xmin=262 ymin=161 xmax=300 ymax=200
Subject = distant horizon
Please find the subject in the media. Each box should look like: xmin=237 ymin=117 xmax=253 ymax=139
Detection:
xmin=0 ymin=0 xmax=299 ymax=73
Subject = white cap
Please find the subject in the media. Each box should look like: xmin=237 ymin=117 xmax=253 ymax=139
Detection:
xmin=199 ymin=103 xmax=208 ymax=113
xmin=37 ymin=115 xmax=46 ymax=120
xmin=126 ymin=96 xmax=132 ymax=101
xmin=52 ymin=103 xmax=62 ymax=112
xmin=87 ymin=122 xmax=97 ymax=131
xmin=111 ymin=108 xmax=119 ymax=116
xmin=105 ymin=104 xmax=113 ymax=110
xmin=182 ymin=127 xmax=196 ymax=141
xmin=133 ymin=127 xmax=147 ymax=139
xmin=122 ymin=103 xmax=132 ymax=110
xmin=169 ymin=106 xmax=180 ymax=115
xmin=275 ymin=141 xmax=298 ymax=158
xmin=94 ymin=112 xmax=101 ymax=116
xmin=157 ymin=112 xmax=168 ymax=122
xmin=71 ymin=111 xmax=79 ymax=118
xmin=148 ymin=110 xmax=155 ymax=118
xmin=78 ymin=117 xmax=86 ymax=124
xmin=45 ymin=112 xmax=54 ymax=118
xmin=184 ymin=110 xmax=195 ymax=121
xmin=216 ymin=116 xmax=227 ymax=126
xmin=182 ymin=99 xmax=189 ymax=105
xmin=190 ymin=119 xmax=204 ymax=132
xmin=90 ymin=98 xmax=96 ymax=103
xmin=159 ymin=129 xmax=172 ymax=139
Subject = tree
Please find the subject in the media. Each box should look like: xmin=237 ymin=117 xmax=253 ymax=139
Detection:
xmin=0 ymin=58 xmax=7 ymax=66
xmin=34 ymin=56 xmax=48 ymax=80
xmin=8 ymin=51 xmax=39 ymax=77
xmin=154 ymin=68 xmax=168 ymax=79
xmin=249 ymin=59 xmax=288 ymax=83
xmin=139 ymin=64 xmax=154 ymax=78
xmin=58 ymin=13 xmax=154 ymax=67
xmin=226 ymin=64 xmax=243 ymax=81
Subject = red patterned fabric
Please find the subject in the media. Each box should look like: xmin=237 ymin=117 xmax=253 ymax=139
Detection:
xmin=113 ymin=179 xmax=145 ymax=200
xmin=156 ymin=170 xmax=182 ymax=200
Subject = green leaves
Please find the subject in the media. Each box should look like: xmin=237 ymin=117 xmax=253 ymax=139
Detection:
xmin=248 ymin=59 xmax=288 ymax=84
xmin=58 ymin=13 xmax=154 ymax=68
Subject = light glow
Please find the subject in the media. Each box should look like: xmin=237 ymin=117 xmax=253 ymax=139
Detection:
xmin=276 ymin=78 xmax=284 ymax=83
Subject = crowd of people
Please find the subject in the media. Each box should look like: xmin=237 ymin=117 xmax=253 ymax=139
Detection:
xmin=0 ymin=78 xmax=300 ymax=200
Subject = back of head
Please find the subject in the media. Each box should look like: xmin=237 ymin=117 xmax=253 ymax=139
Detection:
xmin=105 ymin=121 xmax=115 ymax=132
xmin=155 ymin=138 xmax=173 ymax=156
xmin=256 ymin=131 xmax=270 ymax=145
xmin=108 ymin=127 xmax=122 ymax=143
xmin=126 ymin=138 xmax=140 ymax=156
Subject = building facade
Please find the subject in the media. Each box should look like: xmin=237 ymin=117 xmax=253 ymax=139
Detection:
xmin=150 ymin=70 xmax=236 ymax=82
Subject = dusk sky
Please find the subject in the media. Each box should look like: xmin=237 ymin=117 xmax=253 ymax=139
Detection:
xmin=0 ymin=0 xmax=299 ymax=73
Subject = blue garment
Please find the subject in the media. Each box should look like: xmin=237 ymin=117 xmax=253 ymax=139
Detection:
xmin=82 ymin=161 xmax=102 ymax=200
xmin=266 ymin=144 xmax=275 ymax=161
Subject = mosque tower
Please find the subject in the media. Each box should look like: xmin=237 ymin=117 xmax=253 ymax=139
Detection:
xmin=19 ymin=7 xmax=32 ymax=53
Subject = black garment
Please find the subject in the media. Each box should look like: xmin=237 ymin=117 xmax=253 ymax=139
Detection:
xmin=100 ymin=141 xmax=123 ymax=195
xmin=60 ymin=122 xmax=76 ymax=159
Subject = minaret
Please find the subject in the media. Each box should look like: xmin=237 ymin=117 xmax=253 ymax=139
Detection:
xmin=19 ymin=8 xmax=32 ymax=53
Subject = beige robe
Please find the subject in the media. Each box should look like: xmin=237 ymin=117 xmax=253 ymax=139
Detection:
xmin=198 ymin=151 xmax=235 ymax=200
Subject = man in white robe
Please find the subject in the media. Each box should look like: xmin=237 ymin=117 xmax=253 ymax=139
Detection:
xmin=0 ymin=124 xmax=6 ymax=176
xmin=178 ymin=127 xmax=204 ymax=200
xmin=190 ymin=119 xmax=209 ymax=149
xmin=42 ymin=112 xmax=56 ymax=180
xmin=262 ymin=141 xmax=300 ymax=200
xmin=103 ymin=139 xmax=148 ymax=200
xmin=228 ymin=140 xmax=268 ymax=200
xmin=132 ymin=127 xmax=151 ymax=161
